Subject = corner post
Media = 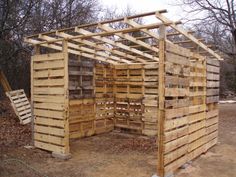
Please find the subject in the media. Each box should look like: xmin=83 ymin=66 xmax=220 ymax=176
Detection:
xmin=157 ymin=24 xmax=166 ymax=177
xmin=31 ymin=45 xmax=40 ymax=146
xmin=62 ymin=39 xmax=70 ymax=155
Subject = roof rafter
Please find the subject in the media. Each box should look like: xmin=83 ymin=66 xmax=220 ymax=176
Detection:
xmin=98 ymin=23 xmax=159 ymax=54
xmin=75 ymin=28 xmax=156 ymax=62
xmin=155 ymin=12 xmax=223 ymax=60
xmin=26 ymin=38 xmax=118 ymax=64
xmin=38 ymin=34 xmax=131 ymax=64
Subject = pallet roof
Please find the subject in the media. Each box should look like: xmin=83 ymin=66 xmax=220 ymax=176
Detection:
xmin=24 ymin=9 xmax=223 ymax=64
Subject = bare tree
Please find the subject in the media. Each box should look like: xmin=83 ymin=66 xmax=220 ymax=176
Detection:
xmin=174 ymin=0 xmax=236 ymax=94
xmin=175 ymin=0 xmax=236 ymax=55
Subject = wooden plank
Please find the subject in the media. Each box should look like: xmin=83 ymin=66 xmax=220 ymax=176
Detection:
xmin=34 ymin=133 xmax=66 ymax=145
xmin=34 ymin=87 xmax=64 ymax=95
xmin=207 ymin=73 xmax=219 ymax=80
xmin=207 ymin=89 xmax=219 ymax=96
xmin=207 ymin=81 xmax=219 ymax=88
xmin=165 ymin=98 xmax=189 ymax=108
xmin=166 ymin=52 xmax=190 ymax=66
xmin=34 ymin=102 xmax=64 ymax=111
xmin=189 ymin=120 xmax=206 ymax=133
xmin=165 ymin=62 xmax=190 ymax=76
xmin=33 ymin=95 xmax=65 ymax=103
xmin=189 ymin=105 xmax=205 ymax=114
xmin=188 ymin=144 xmax=206 ymax=161
xmin=166 ymin=42 xmax=191 ymax=58
xmin=164 ymin=145 xmax=188 ymax=165
xmin=164 ymin=135 xmax=188 ymax=154
xmin=35 ymin=141 xmax=65 ymax=154
xmin=206 ymin=110 xmax=218 ymax=119
xmin=206 ymin=59 xmax=220 ymax=67
xmin=165 ymin=107 xmax=188 ymax=119
xmin=157 ymin=24 xmax=166 ymax=177
xmin=34 ymin=78 xmax=64 ymax=86
xmin=188 ymin=112 xmax=205 ymax=124
xmin=34 ymin=69 xmax=64 ymax=78
xmin=205 ymin=138 xmax=217 ymax=150
xmin=34 ymin=60 xmax=64 ymax=70
xmin=206 ymin=96 xmax=219 ymax=103
xmin=206 ymin=117 xmax=218 ymax=127
xmin=207 ymin=65 xmax=220 ymax=73
xmin=188 ymin=136 xmax=206 ymax=152
xmin=188 ymin=128 xmax=206 ymax=143
xmin=34 ymin=117 xmax=65 ymax=127
xmin=206 ymin=124 xmax=218 ymax=134
xmin=165 ymin=88 xmax=189 ymax=97
xmin=34 ymin=125 xmax=65 ymax=136
xmin=165 ymin=116 xmax=188 ymax=131
xmin=164 ymin=155 xmax=188 ymax=174
xmin=33 ymin=53 xmax=64 ymax=62
xmin=34 ymin=109 xmax=64 ymax=119
xmin=164 ymin=126 xmax=189 ymax=143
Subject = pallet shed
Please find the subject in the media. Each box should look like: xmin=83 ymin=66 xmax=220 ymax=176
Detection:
xmin=25 ymin=10 xmax=222 ymax=177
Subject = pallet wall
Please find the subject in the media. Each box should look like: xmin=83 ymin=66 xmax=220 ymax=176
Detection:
xmin=95 ymin=63 xmax=115 ymax=134
xmin=68 ymin=56 xmax=95 ymax=139
xmin=160 ymin=43 xmax=191 ymax=174
xmin=206 ymin=59 xmax=220 ymax=149
xmin=32 ymin=52 xmax=69 ymax=154
xmin=188 ymin=59 xmax=207 ymax=161
xmin=143 ymin=63 xmax=159 ymax=136
xmin=113 ymin=64 xmax=144 ymax=133
xmin=158 ymin=42 xmax=220 ymax=176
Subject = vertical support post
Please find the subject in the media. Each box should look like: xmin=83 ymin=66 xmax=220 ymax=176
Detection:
xmin=203 ymin=57 xmax=207 ymax=152
xmin=31 ymin=45 xmax=40 ymax=146
xmin=62 ymin=40 xmax=70 ymax=154
xmin=158 ymin=25 xmax=166 ymax=177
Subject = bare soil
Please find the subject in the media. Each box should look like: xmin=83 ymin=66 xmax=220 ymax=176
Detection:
xmin=0 ymin=100 xmax=236 ymax=177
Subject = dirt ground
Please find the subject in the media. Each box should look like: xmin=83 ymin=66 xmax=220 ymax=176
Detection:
xmin=0 ymin=99 xmax=236 ymax=177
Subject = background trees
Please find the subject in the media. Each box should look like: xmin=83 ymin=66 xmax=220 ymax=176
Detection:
xmin=0 ymin=0 xmax=101 ymax=97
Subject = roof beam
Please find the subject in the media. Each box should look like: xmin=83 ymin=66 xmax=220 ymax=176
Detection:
xmin=98 ymin=23 xmax=159 ymax=53
xmin=38 ymin=34 xmax=131 ymax=64
xmin=26 ymin=38 xmax=118 ymax=64
xmin=75 ymin=28 xmax=157 ymax=62
xmin=56 ymin=32 xmax=135 ymax=64
xmin=173 ymin=39 xmax=204 ymax=44
xmin=27 ymin=9 xmax=168 ymax=38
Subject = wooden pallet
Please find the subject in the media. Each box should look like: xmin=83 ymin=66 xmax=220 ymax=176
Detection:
xmin=6 ymin=89 xmax=32 ymax=125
